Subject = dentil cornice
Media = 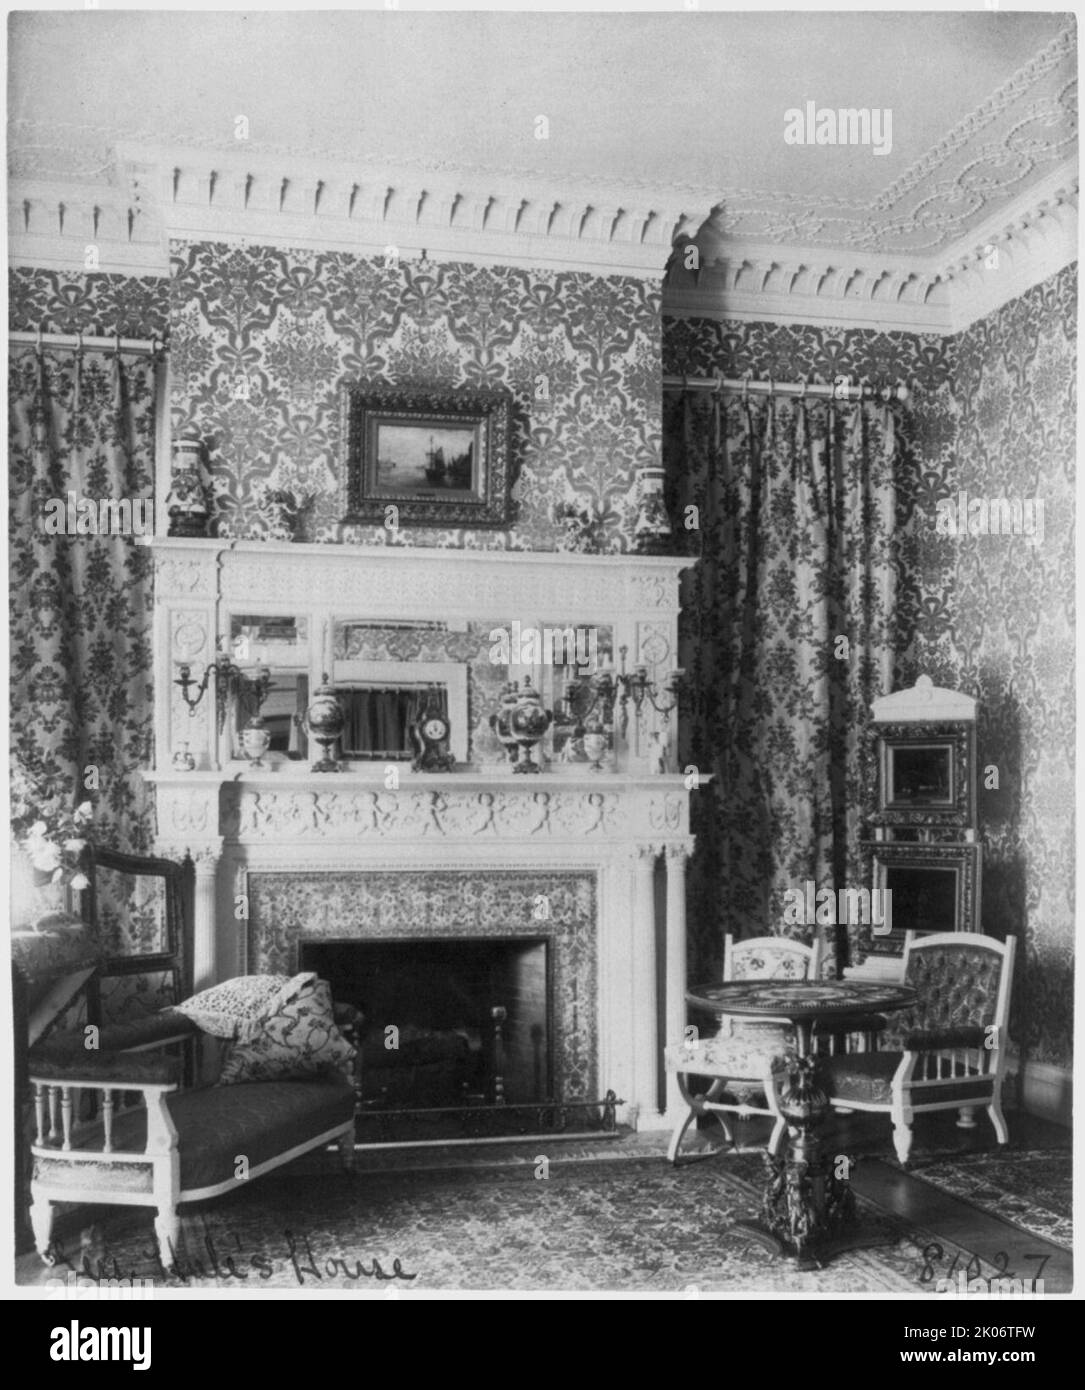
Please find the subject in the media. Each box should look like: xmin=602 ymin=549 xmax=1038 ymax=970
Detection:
xmin=8 ymin=140 xmax=709 ymax=281
xmin=664 ymin=163 xmax=1078 ymax=336
xmin=8 ymin=149 xmax=1076 ymax=333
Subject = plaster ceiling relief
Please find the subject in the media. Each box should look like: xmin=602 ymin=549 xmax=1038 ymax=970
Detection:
xmin=7 ymin=9 xmax=1078 ymax=310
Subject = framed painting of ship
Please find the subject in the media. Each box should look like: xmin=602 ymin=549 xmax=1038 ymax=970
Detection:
xmin=341 ymin=383 xmax=513 ymax=529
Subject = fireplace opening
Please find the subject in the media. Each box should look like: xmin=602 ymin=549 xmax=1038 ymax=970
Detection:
xmin=301 ymin=938 xmax=552 ymax=1113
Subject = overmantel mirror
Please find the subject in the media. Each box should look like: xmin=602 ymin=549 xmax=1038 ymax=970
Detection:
xmin=218 ymin=610 xmax=627 ymax=773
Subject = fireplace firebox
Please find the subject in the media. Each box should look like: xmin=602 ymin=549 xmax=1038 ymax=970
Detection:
xmin=301 ymin=938 xmax=551 ymax=1113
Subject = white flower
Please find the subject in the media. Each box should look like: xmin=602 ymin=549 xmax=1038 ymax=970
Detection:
xmin=70 ymin=872 xmax=90 ymax=891
xmin=75 ymin=802 xmax=93 ymax=821
xmin=63 ymin=838 xmax=86 ymax=855
xmin=29 ymin=842 xmax=63 ymax=872
xmin=28 ymin=821 xmax=49 ymax=841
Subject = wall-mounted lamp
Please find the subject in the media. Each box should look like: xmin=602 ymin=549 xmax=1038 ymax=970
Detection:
xmin=175 ymin=640 xmax=271 ymax=734
xmin=564 ymin=646 xmax=684 ymax=740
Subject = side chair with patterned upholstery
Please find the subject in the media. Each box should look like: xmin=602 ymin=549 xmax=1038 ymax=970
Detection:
xmin=664 ymin=934 xmax=821 ymax=1164
xmin=824 ymin=931 xmax=1016 ymax=1166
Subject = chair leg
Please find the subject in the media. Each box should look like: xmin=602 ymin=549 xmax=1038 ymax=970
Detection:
xmin=666 ymin=1105 xmax=698 ymax=1165
xmin=154 ymin=1208 xmax=179 ymax=1265
xmin=892 ymin=1121 xmax=914 ymax=1166
xmin=956 ymin=1105 xmax=977 ymax=1129
xmin=338 ymin=1127 xmax=356 ymax=1172
xmin=768 ymin=1115 xmax=788 ymax=1158
xmin=987 ymin=1096 xmax=1009 ymax=1145
xmin=29 ymin=1196 xmax=55 ymax=1264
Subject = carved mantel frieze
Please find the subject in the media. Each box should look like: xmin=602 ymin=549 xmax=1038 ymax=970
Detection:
xmin=149 ymin=775 xmax=697 ymax=845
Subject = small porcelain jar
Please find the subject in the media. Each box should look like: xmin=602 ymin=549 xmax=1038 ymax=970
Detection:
xmin=171 ymin=743 xmax=196 ymax=772
xmin=240 ymin=717 xmax=271 ymax=768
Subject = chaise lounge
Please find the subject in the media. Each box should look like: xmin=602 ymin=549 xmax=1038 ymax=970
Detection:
xmin=26 ymin=973 xmax=358 ymax=1264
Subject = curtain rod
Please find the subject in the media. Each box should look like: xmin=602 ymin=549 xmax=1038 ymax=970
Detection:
xmin=9 ymin=330 xmax=162 ymax=355
xmin=663 ymin=373 xmax=909 ymax=402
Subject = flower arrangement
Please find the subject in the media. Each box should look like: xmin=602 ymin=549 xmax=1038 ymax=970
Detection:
xmin=10 ymin=757 xmax=93 ymax=891
xmin=553 ymin=501 xmax=607 ymax=554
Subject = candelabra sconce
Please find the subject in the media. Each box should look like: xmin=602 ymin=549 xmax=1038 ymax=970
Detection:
xmin=174 ymin=642 xmax=273 ymax=737
xmin=562 ymin=647 xmax=684 ymax=742
xmin=610 ymin=646 xmax=684 ymax=740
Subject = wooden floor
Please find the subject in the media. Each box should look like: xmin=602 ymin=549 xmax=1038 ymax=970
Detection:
xmin=762 ymin=1105 xmax=1074 ymax=1294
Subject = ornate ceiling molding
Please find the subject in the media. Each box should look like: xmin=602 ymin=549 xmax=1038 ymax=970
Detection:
xmin=7 ymin=141 xmax=709 ymax=281
xmin=8 ymin=147 xmax=1076 ymax=333
xmin=687 ymin=23 xmax=1076 ymax=257
xmin=663 ymin=164 xmax=1078 ymax=335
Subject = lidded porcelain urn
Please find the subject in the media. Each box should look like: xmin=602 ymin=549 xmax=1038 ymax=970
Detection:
xmin=302 ymin=673 xmax=345 ymax=773
xmin=508 ymin=677 xmax=553 ymax=774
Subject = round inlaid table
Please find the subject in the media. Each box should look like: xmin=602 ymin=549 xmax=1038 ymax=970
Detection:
xmin=685 ymin=978 xmax=917 ymax=1270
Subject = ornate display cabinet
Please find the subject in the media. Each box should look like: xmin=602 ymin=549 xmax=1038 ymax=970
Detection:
xmin=850 ymin=675 xmax=982 ymax=980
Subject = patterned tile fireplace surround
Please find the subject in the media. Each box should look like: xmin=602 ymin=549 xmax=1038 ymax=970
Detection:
xmin=143 ymin=539 xmax=700 ymax=1130
xmin=246 ymin=869 xmax=599 ymax=1105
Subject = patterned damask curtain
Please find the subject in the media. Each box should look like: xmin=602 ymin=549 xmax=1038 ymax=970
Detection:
xmin=8 ymin=345 xmax=158 ymax=859
xmin=670 ymin=390 xmax=902 ymax=976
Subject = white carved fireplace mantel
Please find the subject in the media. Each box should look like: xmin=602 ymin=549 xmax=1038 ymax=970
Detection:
xmin=141 ymin=538 xmax=704 ymax=1130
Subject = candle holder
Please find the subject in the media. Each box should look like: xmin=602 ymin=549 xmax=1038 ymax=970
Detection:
xmin=563 ymin=647 xmax=684 ymax=740
xmin=174 ymin=641 xmax=272 ymax=735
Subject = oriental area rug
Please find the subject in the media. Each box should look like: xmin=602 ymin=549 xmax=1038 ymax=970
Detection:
xmin=900 ymin=1149 xmax=1073 ymax=1252
xmin=33 ymin=1152 xmax=957 ymax=1294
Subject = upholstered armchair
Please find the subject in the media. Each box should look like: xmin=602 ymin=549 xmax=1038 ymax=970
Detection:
xmin=664 ymin=934 xmax=820 ymax=1163
xmin=824 ymin=931 xmax=1016 ymax=1165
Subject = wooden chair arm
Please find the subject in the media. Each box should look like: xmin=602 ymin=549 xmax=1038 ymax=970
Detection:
xmin=902 ymin=1025 xmax=988 ymax=1051
xmin=28 ymin=1053 xmax=183 ymax=1087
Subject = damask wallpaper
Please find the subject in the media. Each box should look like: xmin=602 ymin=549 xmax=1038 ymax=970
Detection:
xmin=169 ymin=241 xmax=660 ymax=551
xmin=663 ymin=265 xmax=1076 ymax=1070
xmin=8 ymin=267 xmax=169 ymax=339
xmin=921 ymin=266 xmax=1076 ymax=1071
xmin=10 ymin=254 xmax=1074 ymax=1072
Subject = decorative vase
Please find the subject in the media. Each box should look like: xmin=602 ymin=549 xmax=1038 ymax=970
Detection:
xmin=258 ymin=488 xmax=302 ymax=542
xmin=633 ymin=465 xmax=672 ymax=553
xmin=302 ymin=673 xmax=345 ymax=773
xmin=171 ymin=743 xmax=197 ymax=772
xmin=489 ymin=682 xmax=521 ymax=768
xmin=240 ymin=717 xmax=271 ymax=768
xmin=508 ymin=678 xmax=553 ymax=775
xmin=582 ymin=727 xmax=610 ymax=774
xmin=166 ymin=433 xmax=209 ymax=538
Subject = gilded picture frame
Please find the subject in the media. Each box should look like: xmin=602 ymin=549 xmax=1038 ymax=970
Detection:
xmin=341 ymin=384 xmax=512 ymax=529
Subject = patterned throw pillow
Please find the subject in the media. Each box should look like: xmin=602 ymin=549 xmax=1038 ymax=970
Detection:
xmin=173 ymin=973 xmax=314 ymax=1042
xmin=216 ymin=977 xmax=356 ymax=1086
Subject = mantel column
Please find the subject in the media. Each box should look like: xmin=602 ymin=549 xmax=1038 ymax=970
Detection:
xmin=663 ymin=839 xmax=694 ymax=1121
xmin=189 ymin=842 xmax=223 ymax=991
xmin=631 ymin=843 xmax=661 ymax=1126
